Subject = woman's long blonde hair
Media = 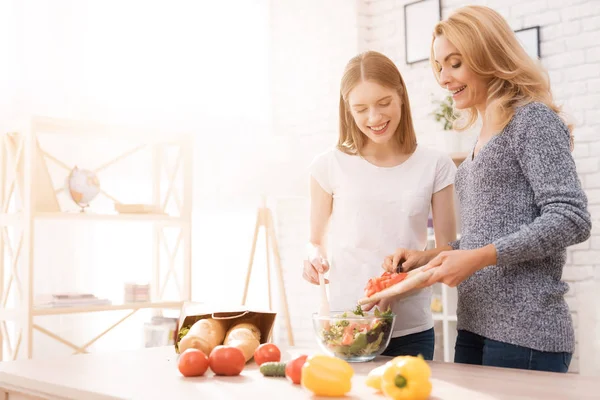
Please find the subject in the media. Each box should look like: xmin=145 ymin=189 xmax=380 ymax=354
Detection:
xmin=338 ymin=51 xmax=417 ymax=155
xmin=430 ymin=6 xmax=573 ymax=140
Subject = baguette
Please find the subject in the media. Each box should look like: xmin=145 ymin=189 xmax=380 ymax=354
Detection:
xmin=178 ymin=318 xmax=228 ymax=355
xmin=224 ymin=322 xmax=261 ymax=362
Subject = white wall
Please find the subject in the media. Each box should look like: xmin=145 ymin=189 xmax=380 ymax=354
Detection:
xmin=267 ymin=0 xmax=360 ymax=348
xmin=0 ymin=0 xmax=275 ymax=359
xmin=270 ymin=0 xmax=600 ymax=375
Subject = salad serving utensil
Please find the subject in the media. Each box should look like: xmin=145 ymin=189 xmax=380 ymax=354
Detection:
xmin=318 ymin=272 xmax=331 ymax=329
xmin=318 ymin=272 xmax=330 ymax=314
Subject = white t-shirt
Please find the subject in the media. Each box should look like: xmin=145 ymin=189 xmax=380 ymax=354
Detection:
xmin=309 ymin=145 xmax=457 ymax=337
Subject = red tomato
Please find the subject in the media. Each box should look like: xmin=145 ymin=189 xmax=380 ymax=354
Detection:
xmin=178 ymin=348 xmax=209 ymax=377
xmin=389 ymin=272 xmax=407 ymax=285
xmin=285 ymin=355 xmax=308 ymax=384
xmin=253 ymin=343 xmax=281 ymax=366
xmin=364 ymin=272 xmax=408 ymax=296
xmin=342 ymin=332 xmax=354 ymax=346
xmin=209 ymin=345 xmax=245 ymax=376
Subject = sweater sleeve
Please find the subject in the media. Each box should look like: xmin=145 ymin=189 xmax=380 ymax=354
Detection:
xmin=449 ymin=239 xmax=461 ymax=250
xmin=492 ymin=104 xmax=591 ymax=265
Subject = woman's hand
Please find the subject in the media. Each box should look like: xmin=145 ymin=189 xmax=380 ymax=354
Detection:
xmin=423 ymin=245 xmax=497 ymax=287
xmin=382 ymin=248 xmax=432 ymax=273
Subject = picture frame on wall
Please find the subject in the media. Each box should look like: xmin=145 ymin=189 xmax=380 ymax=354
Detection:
xmin=404 ymin=0 xmax=441 ymax=65
xmin=515 ymin=26 xmax=541 ymax=59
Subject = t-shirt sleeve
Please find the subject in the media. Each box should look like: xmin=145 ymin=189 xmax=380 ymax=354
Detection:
xmin=433 ymin=152 xmax=457 ymax=193
xmin=308 ymin=150 xmax=334 ymax=194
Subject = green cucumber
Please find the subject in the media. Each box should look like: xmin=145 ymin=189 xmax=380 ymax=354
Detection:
xmin=259 ymin=362 xmax=286 ymax=377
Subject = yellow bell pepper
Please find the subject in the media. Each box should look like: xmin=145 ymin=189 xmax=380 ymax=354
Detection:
xmin=365 ymin=364 xmax=387 ymax=391
xmin=366 ymin=356 xmax=421 ymax=392
xmin=380 ymin=355 xmax=432 ymax=400
xmin=301 ymin=354 xmax=354 ymax=397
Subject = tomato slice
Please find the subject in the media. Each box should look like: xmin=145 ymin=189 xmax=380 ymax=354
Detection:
xmin=364 ymin=271 xmax=409 ymax=297
xmin=389 ymin=272 xmax=408 ymax=285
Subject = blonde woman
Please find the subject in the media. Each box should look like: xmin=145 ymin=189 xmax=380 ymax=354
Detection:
xmin=303 ymin=51 xmax=457 ymax=359
xmin=384 ymin=6 xmax=591 ymax=372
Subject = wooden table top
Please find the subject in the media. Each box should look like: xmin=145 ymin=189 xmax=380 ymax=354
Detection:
xmin=0 ymin=346 xmax=596 ymax=399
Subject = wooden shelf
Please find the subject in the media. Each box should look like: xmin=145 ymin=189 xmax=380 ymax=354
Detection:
xmin=0 ymin=212 xmax=187 ymax=225
xmin=32 ymin=116 xmax=190 ymax=143
xmin=33 ymin=212 xmax=185 ymax=223
xmin=0 ymin=118 xmax=194 ymax=360
xmin=33 ymin=301 xmax=184 ymax=316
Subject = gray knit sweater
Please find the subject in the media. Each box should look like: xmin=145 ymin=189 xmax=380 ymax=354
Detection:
xmin=451 ymin=102 xmax=591 ymax=353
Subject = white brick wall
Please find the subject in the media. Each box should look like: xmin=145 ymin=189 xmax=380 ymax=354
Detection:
xmin=269 ymin=0 xmax=600 ymax=374
xmin=268 ymin=0 xmax=360 ymax=349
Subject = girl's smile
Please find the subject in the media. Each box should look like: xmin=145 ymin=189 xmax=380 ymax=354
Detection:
xmin=368 ymin=121 xmax=390 ymax=135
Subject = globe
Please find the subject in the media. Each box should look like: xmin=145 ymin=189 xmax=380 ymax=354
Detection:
xmin=67 ymin=167 xmax=100 ymax=212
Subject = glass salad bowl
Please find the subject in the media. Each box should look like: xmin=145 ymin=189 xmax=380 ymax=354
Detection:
xmin=312 ymin=307 xmax=396 ymax=362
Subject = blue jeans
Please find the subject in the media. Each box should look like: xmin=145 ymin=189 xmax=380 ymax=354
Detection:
xmin=454 ymin=329 xmax=572 ymax=373
xmin=382 ymin=327 xmax=435 ymax=360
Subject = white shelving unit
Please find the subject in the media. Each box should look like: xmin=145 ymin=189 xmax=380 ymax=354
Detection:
xmin=427 ymin=235 xmax=459 ymax=363
xmin=0 ymin=116 xmax=193 ymax=360
xmin=427 ymin=150 xmax=465 ymax=364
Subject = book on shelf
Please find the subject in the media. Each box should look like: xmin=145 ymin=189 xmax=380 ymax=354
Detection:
xmin=35 ymin=293 xmax=112 ymax=308
xmin=124 ymin=282 xmax=150 ymax=303
xmin=114 ymin=203 xmax=164 ymax=214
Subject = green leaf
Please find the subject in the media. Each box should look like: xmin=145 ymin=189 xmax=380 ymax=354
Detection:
xmin=431 ymin=94 xmax=456 ymax=131
xmin=353 ymin=304 xmax=365 ymax=316
xmin=175 ymin=326 xmax=190 ymax=352
xmin=348 ymin=333 xmax=368 ymax=353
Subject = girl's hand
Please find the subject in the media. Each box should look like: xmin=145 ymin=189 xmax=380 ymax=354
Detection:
xmin=382 ymin=248 xmax=429 ymax=273
xmin=361 ymin=297 xmax=393 ymax=314
xmin=302 ymin=260 xmax=330 ymax=285
xmin=423 ymin=245 xmax=497 ymax=287
xmin=302 ymin=243 xmax=330 ymax=285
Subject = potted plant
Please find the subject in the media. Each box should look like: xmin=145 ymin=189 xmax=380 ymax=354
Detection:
xmin=431 ymin=94 xmax=455 ymax=131
xmin=431 ymin=94 xmax=464 ymax=153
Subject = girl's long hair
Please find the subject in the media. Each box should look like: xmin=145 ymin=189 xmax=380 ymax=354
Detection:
xmin=430 ymin=5 xmax=573 ymax=145
xmin=338 ymin=51 xmax=417 ymax=155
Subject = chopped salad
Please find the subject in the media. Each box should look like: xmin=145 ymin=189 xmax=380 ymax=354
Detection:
xmin=319 ymin=305 xmax=394 ymax=358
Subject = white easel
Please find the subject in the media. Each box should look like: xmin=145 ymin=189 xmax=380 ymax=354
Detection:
xmin=241 ymin=197 xmax=294 ymax=346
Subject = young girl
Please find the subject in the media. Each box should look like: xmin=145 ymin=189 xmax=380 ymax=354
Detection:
xmin=303 ymin=51 xmax=457 ymax=359
xmin=385 ymin=6 xmax=591 ymax=372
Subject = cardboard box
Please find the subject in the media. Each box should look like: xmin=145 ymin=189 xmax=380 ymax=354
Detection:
xmin=175 ymin=302 xmax=277 ymax=353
